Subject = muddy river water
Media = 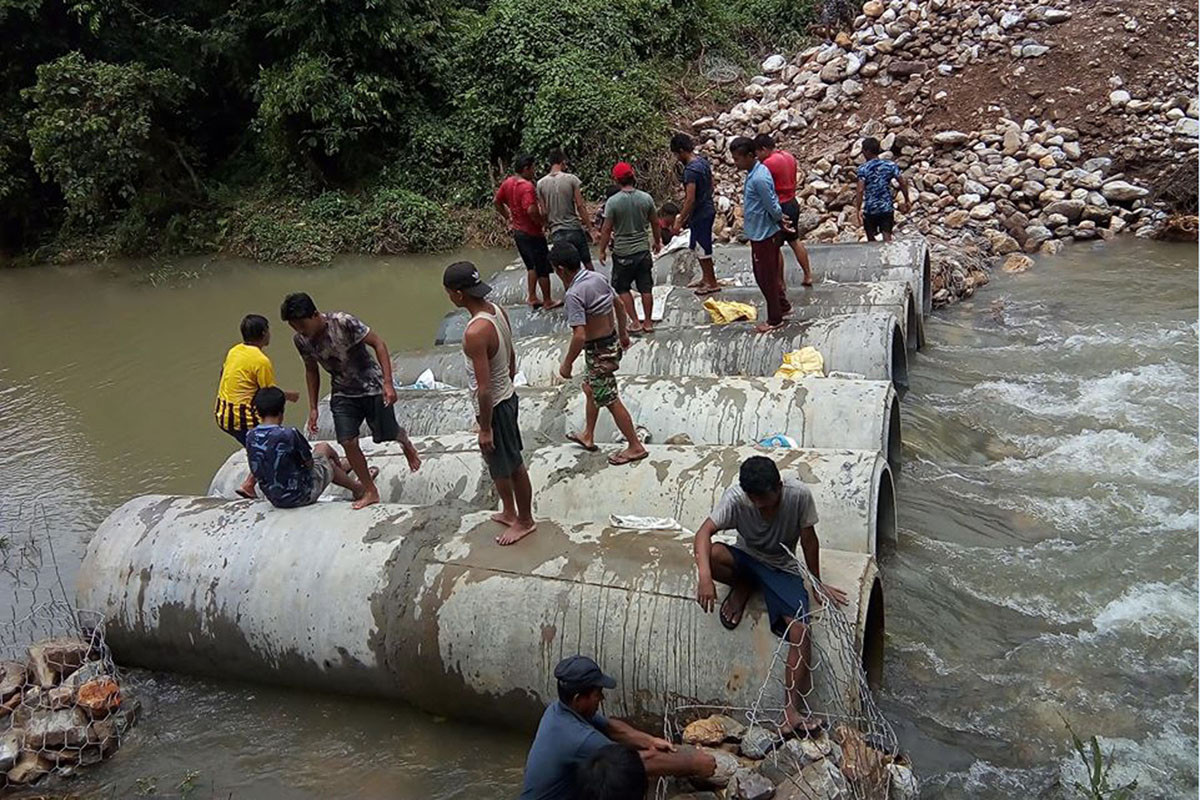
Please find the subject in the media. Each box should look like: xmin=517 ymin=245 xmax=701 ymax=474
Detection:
xmin=0 ymin=239 xmax=1194 ymax=798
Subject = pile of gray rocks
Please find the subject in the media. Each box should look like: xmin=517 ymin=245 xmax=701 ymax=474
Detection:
xmin=685 ymin=0 xmax=1197 ymax=304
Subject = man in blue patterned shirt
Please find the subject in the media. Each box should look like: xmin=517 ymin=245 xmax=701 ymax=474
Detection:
xmin=854 ymin=137 xmax=912 ymax=242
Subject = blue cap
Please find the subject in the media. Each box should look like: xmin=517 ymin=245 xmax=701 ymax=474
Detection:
xmin=554 ymin=655 xmax=617 ymax=691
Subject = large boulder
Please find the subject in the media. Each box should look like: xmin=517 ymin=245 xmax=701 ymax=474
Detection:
xmin=1044 ymin=199 xmax=1085 ymax=222
xmin=933 ymin=130 xmax=970 ymax=146
xmin=1101 ymin=180 xmax=1149 ymax=202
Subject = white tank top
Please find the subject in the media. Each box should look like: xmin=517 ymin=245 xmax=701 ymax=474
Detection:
xmin=465 ymin=305 xmax=516 ymax=414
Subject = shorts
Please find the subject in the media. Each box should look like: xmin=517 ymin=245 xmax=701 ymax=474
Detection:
xmin=480 ymin=394 xmax=524 ymax=479
xmin=304 ymin=453 xmax=335 ymax=505
xmin=728 ymin=545 xmax=810 ymax=637
xmin=330 ymin=393 xmax=400 ymax=443
xmin=611 ymin=250 xmax=653 ymax=294
xmin=551 ymin=227 xmax=592 ymax=266
xmin=780 ymin=199 xmax=801 ymax=242
xmin=689 ymin=210 xmax=715 ymax=258
xmin=222 ymin=426 xmax=249 ymax=446
xmin=514 ymin=231 xmax=551 ymax=278
xmin=863 ymin=211 xmax=895 ymax=237
xmin=584 ymin=333 xmax=622 ymax=408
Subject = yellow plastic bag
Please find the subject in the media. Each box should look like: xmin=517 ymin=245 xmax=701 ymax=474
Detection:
xmin=774 ymin=347 xmax=825 ymax=379
xmin=703 ymin=298 xmax=758 ymax=324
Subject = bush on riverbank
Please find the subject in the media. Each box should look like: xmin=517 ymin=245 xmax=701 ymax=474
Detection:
xmin=0 ymin=0 xmax=820 ymax=262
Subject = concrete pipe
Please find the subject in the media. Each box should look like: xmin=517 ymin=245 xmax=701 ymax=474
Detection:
xmin=685 ymin=241 xmax=931 ymax=318
xmin=435 ymin=281 xmax=923 ymax=351
xmin=394 ymin=313 xmax=908 ymax=391
xmin=483 ymin=257 xmax=678 ymax=306
xmin=76 ymin=496 xmax=885 ymax=727
xmin=209 ymin=442 xmax=895 ymax=556
xmin=311 ymin=376 xmax=900 ymax=469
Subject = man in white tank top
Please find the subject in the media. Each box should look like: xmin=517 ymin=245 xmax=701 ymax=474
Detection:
xmin=443 ymin=261 xmax=537 ymax=545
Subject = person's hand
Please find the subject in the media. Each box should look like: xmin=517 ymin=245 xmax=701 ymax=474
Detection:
xmin=855 ymin=209 xmax=863 ymax=226
xmin=598 ymin=249 xmax=607 ymax=265
xmin=696 ymin=576 xmax=717 ymax=613
xmin=648 ymin=737 xmax=675 ymax=752
xmin=307 ymin=408 xmax=319 ymax=434
xmin=652 ymin=239 xmax=663 ymax=255
xmin=284 ymin=390 xmax=300 ymax=403
xmin=619 ymin=332 xmax=632 ymax=349
xmin=478 ymin=427 xmax=495 ymax=454
xmin=671 ymin=221 xmax=683 ymax=237
xmin=383 ymin=384 xmax=397 ymax=406
xmin=559 ymin=362 xmax=572 ymax=380
xmin=816 ymin=582 xmax=849 ymax=607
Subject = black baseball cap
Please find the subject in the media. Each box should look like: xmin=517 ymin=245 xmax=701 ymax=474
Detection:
xmin=554 ymin=655 xmax=617 ymax=691
xmin=442 ymin=261 xmax=491 ymax=298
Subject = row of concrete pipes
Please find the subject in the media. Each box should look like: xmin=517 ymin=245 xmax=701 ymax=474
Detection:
xmin=77 ymin=238 xmax=930 ymax=729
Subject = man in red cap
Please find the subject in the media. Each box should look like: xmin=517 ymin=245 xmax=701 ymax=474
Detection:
xmin=597 ymin=162 xmax=661 ymax=334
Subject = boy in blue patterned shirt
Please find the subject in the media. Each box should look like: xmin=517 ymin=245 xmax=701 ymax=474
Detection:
xmin=855 ymin=137 xmax=912 ymax=242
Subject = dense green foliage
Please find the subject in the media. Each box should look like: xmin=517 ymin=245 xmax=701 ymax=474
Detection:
xmin=0 ymin=0 xmax=817 ymax=262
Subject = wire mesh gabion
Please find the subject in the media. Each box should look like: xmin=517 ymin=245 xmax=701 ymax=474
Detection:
xmin=658 ymin=548 xmax=916 ymax=800
xmin=1 ymin=504 xmax=140 ymax=791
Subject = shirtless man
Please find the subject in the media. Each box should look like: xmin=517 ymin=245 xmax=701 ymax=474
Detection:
xmin=551 ymin=243 xmax=647 ymax=467
xmin=443 ymin=261 xmax=537 ymax=545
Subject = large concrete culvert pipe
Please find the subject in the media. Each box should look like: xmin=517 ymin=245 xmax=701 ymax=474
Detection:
xmin=699 ymin=241 xmax=932 ymax=318
xmin=76 ymin=496 xmax=885 ymax=727
xmin=310 ymin=376 xmax=902 ymax=470
xmin=209 ymin=441 xmax=896 ymax=556
xmin=392 ymin=313 xmax=908 ymax=391
xmin=435 ymin=282 xmax=923 ymax=351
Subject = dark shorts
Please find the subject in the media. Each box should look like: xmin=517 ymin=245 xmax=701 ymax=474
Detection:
xmin=551 ymin=227 xmax=592 ymax=266
xmin=727 ymin=545 xmax=810 ymax=637
xmin=780 ymin=199 xmax=801 ymax=242
xmin=481 ymin=393 xmax=523 ymax=479
xmin=222 ymin=426 xmax=249 ymax=446
xmin=584 ymin=333 xmax=622 ymax=408
xmin=330 ymin=393 xmax=400 ymax=443
xmin=863 ymin=211 xmax=895 ymax=238
xmin=612 ymin=250 xmax=653 ymax=294
xmin=514 ymin=231 xmax=552 ymax=278
xmin=690 ymin=210 xmax=715 ymax=258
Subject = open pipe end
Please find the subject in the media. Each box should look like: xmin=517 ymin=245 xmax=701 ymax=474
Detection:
xmin=862 ymin=576 xmax=886 ymax=691
xmin=875 ymin=462 xmax=898 ymax=557
xmin=922 ymin=249 xmax=933 ymax=316
xmin=905 ymin=295 xmax=920 ymax=352
xmin=889 ymin=322 xmax=910 ymax=395
xmin=885 ymin=394 xmax=903 ymax=475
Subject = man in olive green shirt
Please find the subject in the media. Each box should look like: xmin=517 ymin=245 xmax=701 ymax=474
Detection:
xmin=597 ymin=162 xmax=661 ymax=333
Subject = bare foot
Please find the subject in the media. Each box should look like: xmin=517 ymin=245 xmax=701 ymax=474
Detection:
xmin=403 ymin=444 xmax=421 ymax=472
xmin=607 ymin=447 xmax=648 ymax=466
xmin=352 ymin=488 xmax=381 ymax=510
xmin=628 ymin=321 xmax=644 ymax=334
xmin=694 ymin=284 xmax=721 ymax=296
xmin=641 ymin=321 xmax=655 ymax=334
xmin=753 ymin=322 xmax=784 ymax=334
xmin=496 ymin=519 xmax=537 ymax=545
xmin=491 ymin=510 xmax=518 ymax=525
xmin=527 ymin=298 xmax=542 ymax=309
xmin=782 ymin=706 xmax=825 ymax=738
xmin=543 ymin=299 xmax=563 ymax=310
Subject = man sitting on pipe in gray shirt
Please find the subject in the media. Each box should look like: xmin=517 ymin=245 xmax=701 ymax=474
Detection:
xmin=693 ymin=456 xmax=849 ymax=738
xmin=518 ymin=655 xmax=721 ymax=800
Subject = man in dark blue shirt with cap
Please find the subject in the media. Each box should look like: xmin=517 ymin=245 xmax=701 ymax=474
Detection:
xmin=519 ymin=655 xmax=719 ymax=799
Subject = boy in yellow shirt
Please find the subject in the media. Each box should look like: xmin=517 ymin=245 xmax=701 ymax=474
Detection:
xmin=215 ymin=314 xmax=299 ymax=498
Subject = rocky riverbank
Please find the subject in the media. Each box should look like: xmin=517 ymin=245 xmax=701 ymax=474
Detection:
xmin=683 ymin=0 xmax=1198 ymax=305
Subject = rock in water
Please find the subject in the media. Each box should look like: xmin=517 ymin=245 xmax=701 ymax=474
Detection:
xmin=5 ymin=752 xmax=52 ymax=786
xmin=887 ymin=762 xmax=919 ymax=799
xmin=76 ymin=677 xmax=122 ymax=715
xmin=682 ymin=714 xmax=746 ymax=746
xmin=1003 ymin=254 xmax=1035 ymax=273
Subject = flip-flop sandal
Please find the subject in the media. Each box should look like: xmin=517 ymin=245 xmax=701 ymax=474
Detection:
xmin=694 ymin=286 xmax=721 ymax=296
xmin=235 ymin=489 xmax=254 ymax=500
xmin=607 ymin=451 xmax=649 ymax=466
xmin=719 ymin=589 xmax=745 ymax=630
xmin=566 ymin=433 xmax=599 ymax=452
xmin=801 ymin=281 xmax=814 ymax=288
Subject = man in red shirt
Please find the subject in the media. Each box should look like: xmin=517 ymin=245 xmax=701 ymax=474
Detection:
xmin=495 ymin=155 xmax=561 ymax=309
xmin=754 ymin=135 xmax=813 ymax=287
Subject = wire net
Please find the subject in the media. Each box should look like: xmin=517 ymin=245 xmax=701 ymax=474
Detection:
xmin=700 ymin=53 xmax=743 ymax=85
xmin=659 ymin=547 xmax=916 ymax=799
xmin=0 ymin=503 xmax=138 ymax=791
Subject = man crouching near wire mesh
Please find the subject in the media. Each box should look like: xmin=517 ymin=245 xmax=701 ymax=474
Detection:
xmin=693 ymin=455 xmax=849 ymax=738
